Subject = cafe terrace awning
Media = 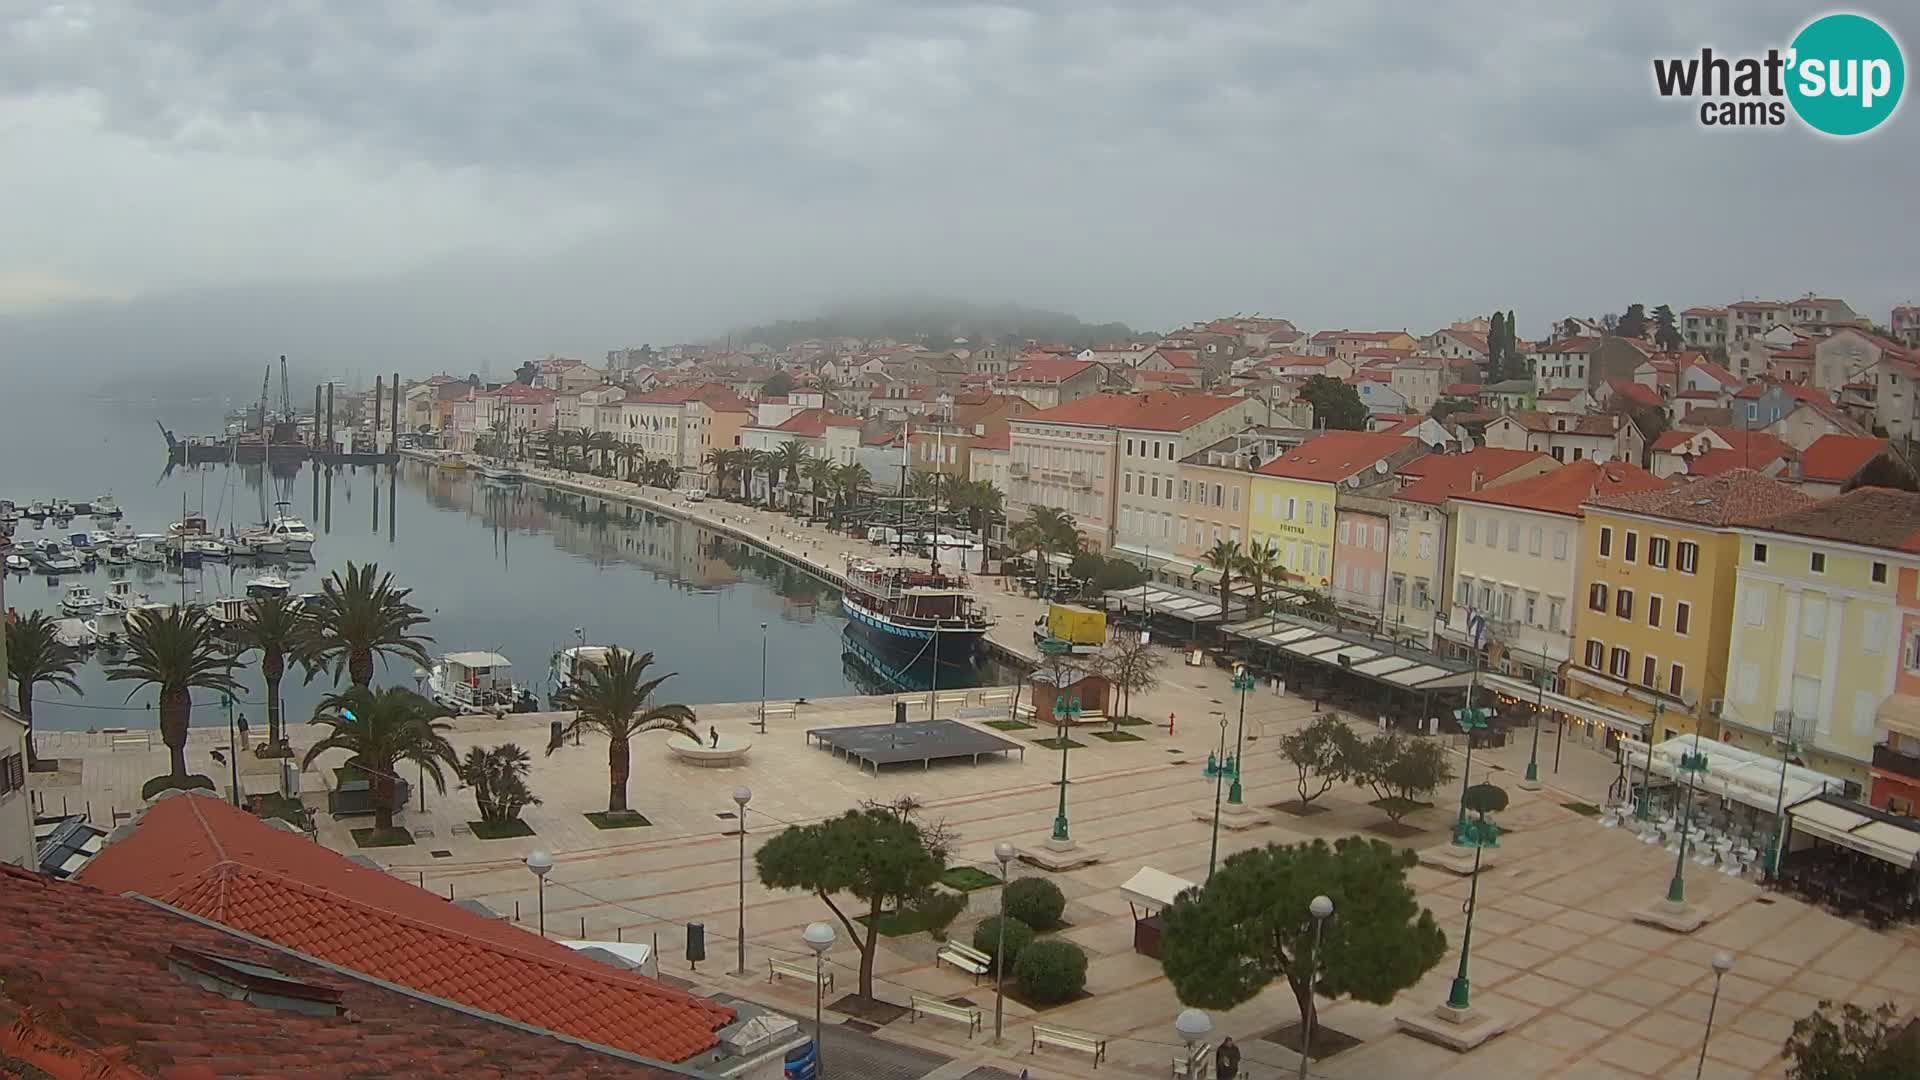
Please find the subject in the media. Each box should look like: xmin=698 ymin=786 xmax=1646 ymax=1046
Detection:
xmin=1788 ymin=795 xmax=1920 ymax=869
xmin=1221 ymin=616 xmax=1475 ymax=691
xmin=1103 ymin=586 xmax=1226 ymax=622
xmin=1481 ymin=673 xmax=1649 ymax=738
xmin=1620 ymin=734 xmax=1844 ymax=816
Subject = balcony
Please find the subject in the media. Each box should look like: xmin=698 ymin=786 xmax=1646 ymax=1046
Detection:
xmin=1873 ymin=742 xmax=1920 ymax=780
xmin=1070 ymin=470 xmax=1091 ymax=489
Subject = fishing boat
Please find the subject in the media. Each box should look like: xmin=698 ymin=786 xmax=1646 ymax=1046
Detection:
xmin=105 ymin=580 xmax=149 ymax=613
xmin=61 ymin=584 xmax=103 ymax=614
xmin=267 ymin=502 xmax=315 ymax=553
xmin=87 ymin=608 xmax=128 ymax=650
xmin=34 ymin=543 xmax=83 ymax=573
xmin=839 ymin=558 xmax=992 ymax=658
xmin=88 ymin=524 xmax=136 ymax=547
xmin=548 ymin=644 xmax=614 ymax=706
xmin=130 ymin=534 xmax=170 ymax=564
xmin=103 ymin=542 xmax=133 ymax=565
xmin=436 ymin=454 xmax=471 ymax=472
xmin=66 ymin=532 xmax=94 ymax=552
xmin=4 ymin=553 xmax=28 ymax=572
xmin=51 ymin=618 xmax=96 ymax=650
xmin=236 ymin=528 xmax=288 ymax=555
xmin=429 ymin=651 xmax=537 ymax=715
xmin=186 ymin=537 xmax=229 ymax=560
xmin=168 ymin=513 xmax=210 ymax=537
xmin=86 ymin=494 xmax=121 ymax=516
xmin=245 ymin=572 xmax=292 ymax=598
xmin=478 ymin=461 xmax=525 ymax=483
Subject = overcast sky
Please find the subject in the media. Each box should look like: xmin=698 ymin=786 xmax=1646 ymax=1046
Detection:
xmin=3 ymin=1 xmax=1915 ymax=378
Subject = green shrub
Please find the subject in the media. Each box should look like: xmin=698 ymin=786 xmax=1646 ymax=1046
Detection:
xmin=142 ymin=774 xmax=216 ymax=800
xmin=1003 ymin=876 xmax=1066 ymax=929
xmin=915 ymin=891 xmax=967 ymax=941
xmin=972 ymin=916 xmax=1035 ymax=972
xmin=1014 ymin=938 xmax=1089 ymax=1003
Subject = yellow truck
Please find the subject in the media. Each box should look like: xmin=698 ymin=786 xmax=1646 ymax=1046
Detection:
xmin=1036 ymin=603 xmax=1107 ymax=654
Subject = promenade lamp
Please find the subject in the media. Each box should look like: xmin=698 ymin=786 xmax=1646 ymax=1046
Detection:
xmin=1228 ymin=665 xmax=1256 ymax=805
xmin=1450 ymin=700 xmax=1492 ymax=847
xmin=758 ymin=622 xmax=770 ymax=733
xmin=1666 ymin=734 xmax=1711 ymax=906
xmin=1522 ymin=668 xmax=1550 ymax=789
xmin=1040 ymin=639 xmax=1080 ymax=847
xmin=992 ymin=841 xmax=1017 ymax=1043
xmin=1174 ymin=1009 xmax=1213 ymax=1080
xmin=802 ymin=921 xmax=837 ymax=1078
xmin=1299 ymin=895 xmax=1334 ymax=1080
xmin=1207 ymin=710 xmax=1229 ymax=882
xmin=223 ymin=693 xmax=240 ymax=807
xmin=1696 ymin=952 xmax=1735 ymax=1079
xmin=1766 ymin=710 xmax=1810 ymax=879
xmin=1445 ymin=799 xmax=1500 ymax=1012
xmin=733 ymin=786 xmax=752 ymax=975
xmin=1637 ymin=701 xmax=1667 ymax=821
xmin=525 ymin=849 xmax=554 ymax=938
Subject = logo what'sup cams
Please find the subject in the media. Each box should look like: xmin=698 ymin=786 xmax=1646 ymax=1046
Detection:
xmin=1652 ymin=13 xmax=1905 ymax=136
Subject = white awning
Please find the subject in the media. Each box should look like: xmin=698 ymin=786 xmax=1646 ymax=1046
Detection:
xmin=444 ymin=651 xmax=512 ymax=669
xmin=1484 ymin=673 xmax=1647 ymax=737
xmin=1624 ymin=735 xmax=1845 ymax=816
xmin=1120 ymin=867 xmax=1197 ymax=911
xmin=1788 ymin=799 xmax=1920 ymax=869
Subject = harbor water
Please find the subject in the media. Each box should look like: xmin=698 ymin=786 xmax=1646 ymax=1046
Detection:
xmin=1 ymin=391 xmax=1007 ymax=730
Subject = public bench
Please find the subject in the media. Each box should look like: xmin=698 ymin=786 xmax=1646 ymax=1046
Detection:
xmin=935 ymin=940 xmax=991 ymax=981
xmin=1171 ymin=1042 xmax=1212 ymax=1079
xmin=934 ymin=691 xmax=970 ymax=711
xmin=768 ymin=957 xmax=833 ymax=994
xmin=758 ymin=702 xmax=797 ymax=729
xmin=1032 ymin=1023 xmax=1108 ymax=1066
xmin=909 ymin=994 xmax=982 ymax=1038
xmin=105 ymin=729 xmax=151 ymax=752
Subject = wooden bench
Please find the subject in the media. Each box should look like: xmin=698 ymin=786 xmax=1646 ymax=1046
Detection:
xmin=934 ymin=691 xmax=969 ymax=711
xmin=108 ymin=731 xmax=151 ymax=752
xmin=909 ymin=994 xmax=982 ymax=1038
xmin=977 ymin=688 xmax=1014 ymax=708
xmin=1171 ymin=1042 xmax=1212 ymax=1079
xmin=1032 ymin=1023 xmax=1108 ymax=1067
xmin=768 ymin=957 xmax=833 ymax=994
xmin=935 ymin=940 xmax=991 ymax=982
xmin=759 ymin=703 xmax=797 ymax=725
xmin=894 ymin=693 xmax=930 ymax=711
xmin=1014 ymin=702 xmax=1037 ymax=721
xmin=1073 ymin=711 xmax=1108 ymax=727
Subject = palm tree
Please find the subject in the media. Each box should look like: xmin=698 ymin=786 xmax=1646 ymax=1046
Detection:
xmin=703 ymin=447 xmax=734 ymax=495
xmin=5 ymin=611 xmax=81 ymax=770
xmin=538 ymin=426 xmax=563 ymax=466
xmin=229 ymin=593 xmax=309 ymax=754
xmin=302 ymin=686 xmax=456 ymax=833
xmin=773 ymin=441 xmax=808 ymax=509
xmin=588 ymin=430 xmax=618 ymax=474
xmin=953 ymin=480 xmax=1004 ymax=573
xmin=106 ymin=606 xmax=240 ymax=785
xmin=301 ymin=561 xmax=434 ymax=689
xmin=748 ymin=450 xmax=779 ymax=508
xmin=1238 ymin=539 xmax=1285 ymax=616
xmin=1204 ymin=539 xmax=1242 ymax=618
xmin=615 ymin=441 xmax=641 ymax=480
xmin=801 ymin=457 xmax=836 ymax=517
xmin=547 ymin=647 xmax=696 ymax=815
xmin=833 ymin=462 xmax=871 ymax=514
xmin=1010 ymin=506 xmax=1080 ymax=590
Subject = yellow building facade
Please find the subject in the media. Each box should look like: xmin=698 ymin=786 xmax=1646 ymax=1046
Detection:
xmin=1569 ymin=472 xmax=1815 ymax=744
xmin=1248 ymin=432 xmax=1419 ymax=591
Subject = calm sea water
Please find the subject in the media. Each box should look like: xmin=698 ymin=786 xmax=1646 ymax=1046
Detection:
xmin=1 ymin=391 xmax=999 ymax=730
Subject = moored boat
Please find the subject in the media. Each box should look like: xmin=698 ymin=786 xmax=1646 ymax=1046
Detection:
xmin=61 ymin=584 xmax=103 ymax=614
xmin=838 ymin=558 xmax=991 ymax=658
xmin=267 ymin=502 xmax=315 ymax=553
xmin=245 ymin=572 xmax=293 ymax=598
xmin=430 ymin=651 xmax=536 ymax=715
xmin=548 ymin=644 xmax=614 ymax=706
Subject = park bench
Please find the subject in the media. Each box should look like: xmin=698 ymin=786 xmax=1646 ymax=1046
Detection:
xmin=759 ymin=702 xmax=797 ymax=726
xmin=894 ymin=693 xmax=930 ymax=711
xmin=768 ymin=957 xmax=833 ymax=994
xmin=909 ymin=994 xmax=982 ymax=1038
xmin=107 ymin=731 xmax=151 ymax=752
xmin=1170 ymin=1041 xmax=1212 ymax=1079
xmin=1014 ymin=702 xmax=1037 ymax=721
xmin=1032 ymin=1023 xmax=1108 ymax=1066
xmin=935 ymin=940 xmax=991 ymax=982
xmin=977 ymin=688 xmax=1014 ymax=708
xmin=934 ymin=691 xmax=969 ymax=711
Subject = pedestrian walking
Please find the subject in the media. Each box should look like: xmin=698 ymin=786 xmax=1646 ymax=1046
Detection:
xmin=1216 ymin=1036 xmax=1240 ymax=1080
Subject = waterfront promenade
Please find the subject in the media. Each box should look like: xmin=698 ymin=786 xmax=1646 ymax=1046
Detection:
xmin=28 ymin=461 xmax=1920 ymax=1080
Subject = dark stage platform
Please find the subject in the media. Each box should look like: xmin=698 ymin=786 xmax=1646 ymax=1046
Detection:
xmin=805 ymin=719 xmax=1025 ymax=774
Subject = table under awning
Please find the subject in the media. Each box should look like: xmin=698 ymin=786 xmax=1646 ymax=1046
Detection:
xmin=1788 ymin=796 xmax=1920 ymax=869
xmin=1103 ymin=586 xmax=1227 ymax=623
xmin=1622 ymin=735 xmax=1844 ymax=815
xmin=1221 ymin=615 xmax=1475 ymax=691
xmin=1484 ymin=673 xmax=1649 ymax=737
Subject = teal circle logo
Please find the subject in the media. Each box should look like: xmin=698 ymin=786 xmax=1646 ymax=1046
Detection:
xmin=1787 ymin=13 xmax=1905 ymax=136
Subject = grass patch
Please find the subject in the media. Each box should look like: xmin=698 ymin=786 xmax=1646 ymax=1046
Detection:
xmin=469 ymin=819 xmax=536 ymax=839
xmin=1033 ymin=737 xmax=1086 ymax=750
xmin=1562 ymin=801 xmax=1603 ymax=817
xmin=350 ymin=827 xmax=415 ymax=848
xmin=940 ymin=866 xmax=1002 ymax=892
xmin=585 ymin=810 xmax=653 ymax=830
xmin=1114 ymin=716 xmax=1154 ymax=727
xmin=255 ymin=793 xmax=312 ymax=830
xmin=1091 ymin=731 xmax=1145 ymax=743
xmin=855 ymin=906 xmax=957 ymax=937
xmin=986 ymin=719 xmax=1035 ymax=731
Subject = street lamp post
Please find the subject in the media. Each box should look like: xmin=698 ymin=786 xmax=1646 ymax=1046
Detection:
xmin=1696 ymin=952 xmax=1735 ymax=1079
xmin=1299 ymin=895 xmax=1334 ymax=1080
xmin=525 ymin=850 xmax=553 ymax=938
xmin=1667 ymin=734 xmax=1710 ymax=905
xmin=1637 ymin=701 xmax=1666 ymax=820
xmin=1174 ymin=1009 xmax=1213 ymax=1080
xmin=1050 ymin=685 xmax=1081 ymax=845
xmin=224 ymin=693 xmax=240 ymax=807
xmin=1451 ymin=700 xmax=1491 ymax=846
xmin=1523 ymin=669 xmax=1548 ymax=788
xmin=733 ymin=786 xmax=752 ymax=975
xmin=758 ymin=622 xmax=769 ymax=733
xmin=1228 ymin=666 xmax=1255 ymax=805
xmin=1445 ymin=819 xmax=1490 ymax=1011
xmin=1207 ymin=710 xmax=1228 ymax=882
xmin=992 ymin=841 xmax=1016 ymax=1043
xmin=803 ymin=922 xmax=836 ymax=1079
xmin=1765 ymin=711 xmax=1806 ymax=879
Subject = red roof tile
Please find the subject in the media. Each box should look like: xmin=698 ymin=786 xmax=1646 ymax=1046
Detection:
xmin=1605 ymin=380 xmax=1663 ymax=409
xmin=767 ymin=408 xmax=861 ymax=437
xmin=1024 ymin=391 xmax=1248 ymax=432
xmin=1799 ymin=434 xmax=1891 ymax=482
xmin=1752 ymin=488 xmax=1920 ymax=553
xmin=1588 ymin=469 xmax=1814 ymax=526
xmin=1255 ymin=431 xmax=1418 ymax=483
xmin=1137 ymin=369 xmax=1197 ymax=385
xmin=77 ymin=796 xmax=731 ymax=1063
xmin=1454 ymin=460 xmax=1665 ymax=516
xmin=0 ymin=864 xmax=683 ymax=1079
xmin=1005 ymin=356 xmax=1097 ymax=382
xmin=1395 ymin=448 xmax=1553 ymax=506
xmin=1156 ymin=349 xmax=1203 ymax=369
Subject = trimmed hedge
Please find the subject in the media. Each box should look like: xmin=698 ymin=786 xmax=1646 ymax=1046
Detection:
xmin=1004 ymin=877 xmax=1066 ymax=929
xmin=1014 ymin=938 xmax=1089 ymax=1003
xmin=972 ymin=915 xmax=1035 ymax=973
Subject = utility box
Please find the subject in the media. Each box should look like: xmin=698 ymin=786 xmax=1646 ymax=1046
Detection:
xmin=687 ymin=922 xmax=706 ymax=966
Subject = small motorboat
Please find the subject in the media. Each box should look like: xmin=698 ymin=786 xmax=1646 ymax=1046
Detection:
xmin=245 ymin=572 xmax=293 ymax=598
xmin=168 ymin=513 xmax=210 ymax=537
xmin=130 ymin=534 xmax=169 ymax=563
xmin=429 ymin=651 xmax=531 ymax=715
xmin=105 ymin=580 xmax=149 ymax=612
xmin=186 ymin=537 xmax=229 ymax=560
xmin=103 ymin=542 xmax=133 ymax=565
xmin=51 ymin=618 xmax=96 ymax=650
xmin=3 ymin=553 xmax=28 ymax=572
xmin=62 ymin=584 xmax=103 ymax=614
xmin=66 ymin=532 xmax=94 ymax=551
xmin=238 ymin=529 xmax=288 ymax=555
xmin=88 ymin=608 xmax=128 ymax=650
xmin=35 ymin=543 xmax=83 ymax=573
xmin=88 ymin=494 xmax=121 ymax=516
xmin=267 ymin=504 xmax=315 ymax=553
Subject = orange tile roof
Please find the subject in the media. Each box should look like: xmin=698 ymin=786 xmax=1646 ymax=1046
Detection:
xmin=76 ymin=795 xmax=732 ymax=1063
xmin=1590 ymin=469 xmax=1814 ymax=527
xmin=1799 ymin=434 xmax=1890 ymax=482
xmin=1606 ymin=380 xmax=1663 ymax=409
xmin=1137 ymin=369 xmax=1197 ymax=385
xmin=1006 ymin=356 xmax=1097 ymax=382
xmin=768 ymin=408 xmax=861 ymax=436
xmin=1156 ymin=349 xmax=1202 ymax=369
xmin=0 ymin=865 xmax=682 ymax=1080
xmin=1254 ymin=431 xmax=1417 ymax=482
xmin=1454 ymin=459 xmax=1665 ymax=516
xmin=1024 ymin=391 xmax=1248 ymax=432
xmin=1395 ymin=448 xmax=1553 ymax=506
xmin=1752 ymin=488 xmax=1920 ymax=553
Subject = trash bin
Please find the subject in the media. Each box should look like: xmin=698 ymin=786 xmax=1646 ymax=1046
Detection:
xmin=784 ymin=1040 xmax=819 ymax=1080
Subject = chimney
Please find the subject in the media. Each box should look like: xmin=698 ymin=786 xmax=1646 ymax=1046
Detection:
xmin=1469 ymin=470 xmax=1484 ymax=492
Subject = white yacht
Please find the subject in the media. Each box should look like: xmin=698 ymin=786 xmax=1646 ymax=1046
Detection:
xmin=548 ymin=644 xmax=615 ymax=705
xmin=246 ymin=572 xmax=293 ymax=598
xmin=61 ymin=584 xmax=103 ymax=615
xmin=130 ymin=535 xmax=170 ymax=564
xmin=268 ymin=503 xmax=315 ymax=553
xmin=430 ymin=651 xmax=534 ymax=715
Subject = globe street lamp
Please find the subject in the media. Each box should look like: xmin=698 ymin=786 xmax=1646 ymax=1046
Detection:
xmin=1445 ymin=806 xmax=1499 ymax=1011
xmin=758 ymin=622 xmax=770 ymax=733
xmin=1696 ymin=952 xmax=1735 ymax=1079
xmin=803 ymin=921 xmax=836 ymax=1078
xmin=992 ymin=841 xmax=1017 ymax=1043
xmin=1207 ymin=710 xmax=1228 ymax=882
xmin=1050 ymin=690 xmax=1081 ymax=845
xmin=1174 ymin=1008 xmax=1213 ymax=1080
xmin=1522 ymin=668 xmax=1549 ymax=788
xmin=1667 ymin=734 xmax=1711 ymax=906
xmin=1451 ymin=700 xmax=1491 ymax=847
xmin=1228 ymin=666 xmax=1255 ymax=805
xmin=1299 ymin=895 xmax=1334 ymax=1080
xmin=525 ymin=849 xmax=554 ymax=938
xmin=733 ymin=786 xmax=752 ymax=975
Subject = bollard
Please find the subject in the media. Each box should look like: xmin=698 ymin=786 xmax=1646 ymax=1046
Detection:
xmin=580 ymin=916 xmax=586 ymax=938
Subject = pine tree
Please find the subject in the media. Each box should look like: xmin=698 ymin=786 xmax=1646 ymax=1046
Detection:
xmin=1487 ymin=311 xmax=1507 ymax=382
